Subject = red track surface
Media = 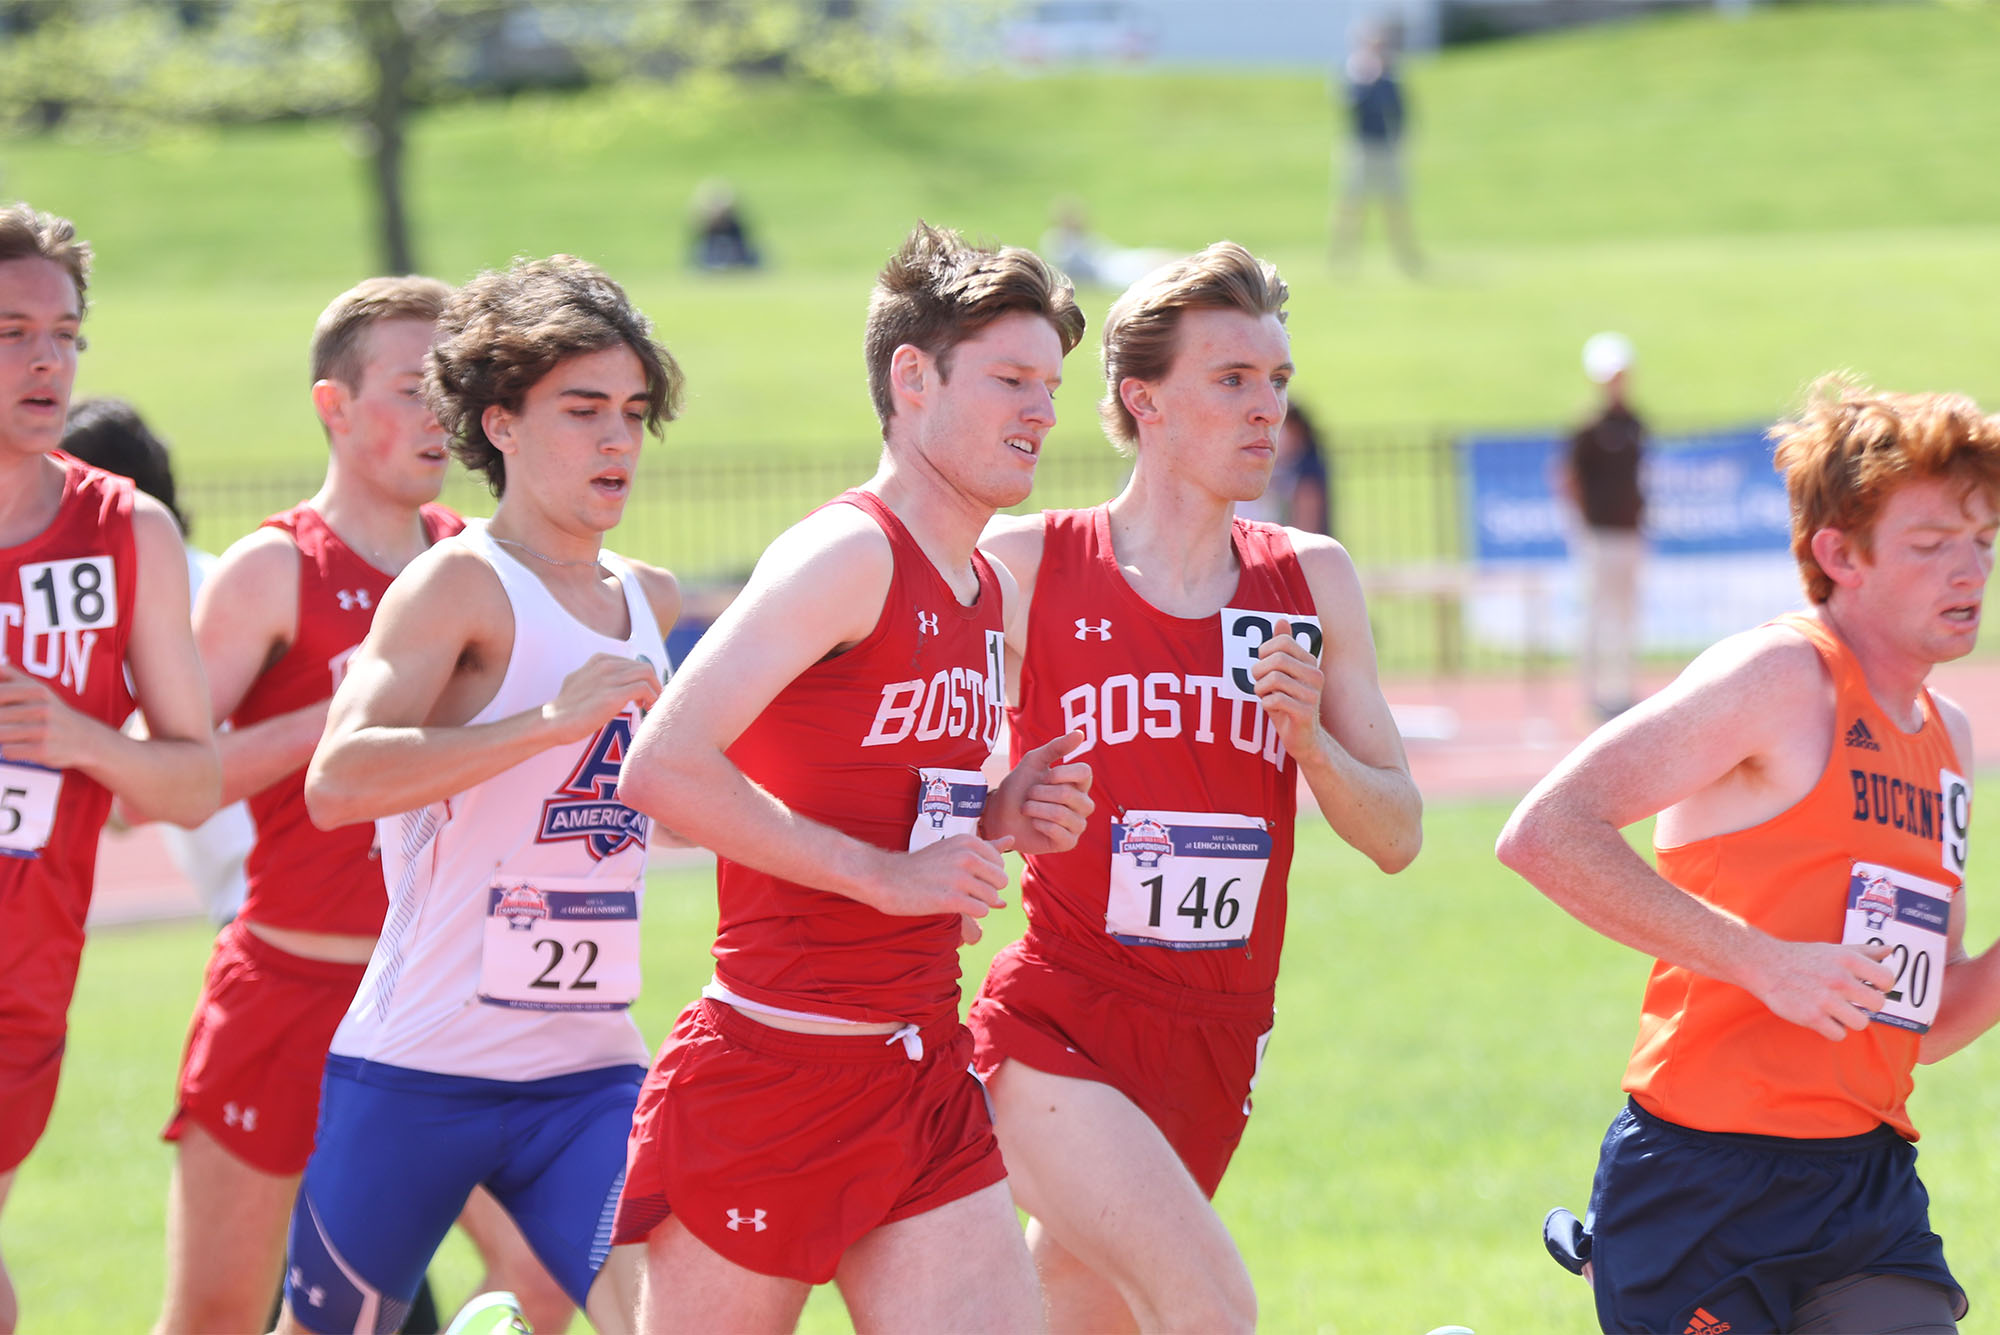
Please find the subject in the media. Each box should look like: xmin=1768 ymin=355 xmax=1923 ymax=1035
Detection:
xmin=85 ymin=659 xmax=2000 ymax=929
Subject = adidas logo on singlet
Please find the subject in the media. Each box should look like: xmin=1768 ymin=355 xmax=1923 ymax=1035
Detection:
xmin=1845 ymin=718 xmax=1881 ymax=751
xmin=1683 ymin=1308 xmax=1732 ymax=1334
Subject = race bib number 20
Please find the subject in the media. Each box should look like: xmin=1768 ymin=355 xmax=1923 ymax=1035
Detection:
xmin=1842 ymin=860 xmax=1952 ymax=1034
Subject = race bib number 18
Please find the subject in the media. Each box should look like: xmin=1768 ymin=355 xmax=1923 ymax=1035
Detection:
xmin=1842 ymin=859 xmax=1952 ymax=1034
xmin=1106 ymin=809 xmax=1271 ymax=950
xmin=20 ymin=556 xmax=118 ymax=638
xmin=478 ymin=878 xmax=641 ymax=1012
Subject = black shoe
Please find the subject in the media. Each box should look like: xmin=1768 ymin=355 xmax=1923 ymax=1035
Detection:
xmin=1544 ymin=1206 xmax=1592 ymax=1276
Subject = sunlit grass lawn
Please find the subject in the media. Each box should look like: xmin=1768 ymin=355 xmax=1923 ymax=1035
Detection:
xmin=16 ymin=793 xmax=2000 ymax=1332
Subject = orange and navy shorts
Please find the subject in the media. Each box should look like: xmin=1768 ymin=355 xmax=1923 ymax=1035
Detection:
xmin=969 ymin=932 xmax=1275 ymax=1197
xmin=162 ymin=920 xmax=368 ymax=1176
xmin=613 ymin=998 xmax=1006 ymax=1283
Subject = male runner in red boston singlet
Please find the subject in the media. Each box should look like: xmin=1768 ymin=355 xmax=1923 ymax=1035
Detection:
xmin=613 ymin=222 xmax=1095 ymax=1333
xmin=969 ymin=242 xmax=1423 ymax=1333
xmin=0 ymin=203 xmax=219 ymax=1335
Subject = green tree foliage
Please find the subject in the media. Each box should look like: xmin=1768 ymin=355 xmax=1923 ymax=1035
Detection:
xmin=0 ymin=0 xmax=958 ymax=272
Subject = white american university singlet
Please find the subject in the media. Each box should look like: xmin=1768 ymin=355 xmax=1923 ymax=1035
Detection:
xmin=330 ymin=520 xmax=664 ymax=1082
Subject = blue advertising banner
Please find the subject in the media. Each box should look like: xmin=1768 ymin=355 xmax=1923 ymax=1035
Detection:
xmin=1464 ymin=427 xmax=1791 ymax=562
xmin=1455 ymin=426 xmax=1804 ymax=651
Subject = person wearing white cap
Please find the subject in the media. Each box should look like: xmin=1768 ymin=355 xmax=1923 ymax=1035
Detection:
xmin=1563 ymin=332 xmax=1646 ymax=719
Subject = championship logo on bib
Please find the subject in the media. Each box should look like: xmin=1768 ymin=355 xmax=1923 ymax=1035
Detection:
xmin=1106 ymin=809 xmax=1271 ymax=951
xmin=1120 ymin=817 xmax=1174 ymax=868
xmin=493 ymin=885 xmax=550 ymax=931
xmin=908 ymin=767 xmax=987 ymax=851
xmin=919 ymin=775 xmax=953 ymax=829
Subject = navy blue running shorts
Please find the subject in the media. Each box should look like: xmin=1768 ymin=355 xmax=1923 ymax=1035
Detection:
xmin=1583 ymin=1098 xmax=1965 ymax=1334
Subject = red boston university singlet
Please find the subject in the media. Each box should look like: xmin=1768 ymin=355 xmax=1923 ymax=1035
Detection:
xmin=712 ymin=490 xmax=1006 ymax=1027
xmin=233 ymin=502 xmax=463 ymax=936
xmin=0 ymin=457 xmax=139 ymax=1017
xmin=1011 ymin=506 xmax=1317 ymax=995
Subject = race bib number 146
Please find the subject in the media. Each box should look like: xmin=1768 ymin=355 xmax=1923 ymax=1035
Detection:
xmin=1106 ymin=809 xmax=1271 ymax=951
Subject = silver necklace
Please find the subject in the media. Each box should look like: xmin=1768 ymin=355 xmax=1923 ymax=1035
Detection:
xmin=493 ymin=536 xmax=606 ymax=572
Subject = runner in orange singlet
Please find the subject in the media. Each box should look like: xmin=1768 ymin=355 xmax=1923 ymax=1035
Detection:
xmin=1500 ymin=378 xmax=2000 ymax=1335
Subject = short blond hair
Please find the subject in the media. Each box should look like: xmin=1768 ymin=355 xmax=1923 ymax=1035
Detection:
xmin=309 ymin=275 xmax=451 ymax=390
xmin=1098 ymin=241 xmax=1287 ymax=453
xmin=1771 ymin=374 xmax=2000 ymax=603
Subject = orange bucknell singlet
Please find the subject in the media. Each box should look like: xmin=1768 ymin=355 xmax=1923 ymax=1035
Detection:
xmin=1625 ymin=612 xmax=1969 ymax=1140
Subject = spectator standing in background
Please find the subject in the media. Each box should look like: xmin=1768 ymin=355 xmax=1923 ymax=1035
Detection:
xmin=1331 ymin=25 xmax=1422 ymax=275
xmin=1237 ymin=399 xmax=1330 ymax=535
xmin=60 ymin=397 xmax=254 ymax=926
xmin=1563 ymin=332 xmax=1647 ymax=720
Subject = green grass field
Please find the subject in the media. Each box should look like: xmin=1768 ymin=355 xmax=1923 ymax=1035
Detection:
xmin=1 ymin=1 xmax=1997 ymax=549
xmin=14 ymin=796 xmax=2000 ymax=1333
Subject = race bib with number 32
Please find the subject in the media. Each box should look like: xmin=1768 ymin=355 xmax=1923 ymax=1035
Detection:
xmin=478 ymin=877 xmax=641 ymax=1012
xmin=1219 ymin=608 xmax=1324 ymax=703
xmin=1841 ymin=859 xmax=1952 ymax=1034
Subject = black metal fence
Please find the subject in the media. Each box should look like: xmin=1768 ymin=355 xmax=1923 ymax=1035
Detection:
xmin=175 ymin=427 xmax=1519 ymax=677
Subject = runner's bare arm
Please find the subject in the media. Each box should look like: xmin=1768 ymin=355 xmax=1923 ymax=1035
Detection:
xmin=304 ymin=545 xmax=659 ymax=828
xmin=0 ymin=498 xmax=220 ymax=824
xmin=1497 ymin=626 xmax=1897 ymax=1042
xmin=1255 ymin=534 xmax=1420 ymax=871
xmin=188 ymin=526 xmax=325 ymax=809
xmin=618 ymin=505 xmax=1013 ymax=921
xmin=978 ymin=511 xmax=1048 ymax=708
xmin=1917 ymin=697 xmax=2000 ymax=1061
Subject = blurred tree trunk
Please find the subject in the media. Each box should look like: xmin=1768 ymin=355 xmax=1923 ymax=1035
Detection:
xmin=351 ymin=0 xmax=417 ymax=274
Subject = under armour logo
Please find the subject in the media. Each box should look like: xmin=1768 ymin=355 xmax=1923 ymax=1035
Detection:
xmin=916 ymin=611 xmax=939 ymax=635
xmin=223 ymin=1101 xmax=258 ymax=1132
xmin=335 ymin=589 xmax=373 ymax=612
xmin=288 ymin=1270 xmax=326 ymax=1308
xmin=726 ymin=1208 xmax=768 ymax=1232
xmin=1074 ymin=618 xmax=1112 ymax=640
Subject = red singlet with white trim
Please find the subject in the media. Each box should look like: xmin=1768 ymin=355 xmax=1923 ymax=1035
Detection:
xmin=711 ymin=490 xmax=1004 ymax=1027
xmin=1009 ymin=505 xmax=1316 ymax=995
xmin=0 ymin=457 xmax=139 ymax=987
xmin=232 ymin=502 xmax=463 ymax=936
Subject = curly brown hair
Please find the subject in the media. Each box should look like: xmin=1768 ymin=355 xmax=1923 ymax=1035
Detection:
xmin=0 ymin=202 xmax=91 ymax=345
xmin=427 ymin=255 xmax=684 ymax=496
xmin=1099 ymin=241 xmax=1288 ymax=455
xmin=1771 ymin=374 xmax=2000 ymax=603
xmin=864 ymin=222 xmax=1085 ymax=429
